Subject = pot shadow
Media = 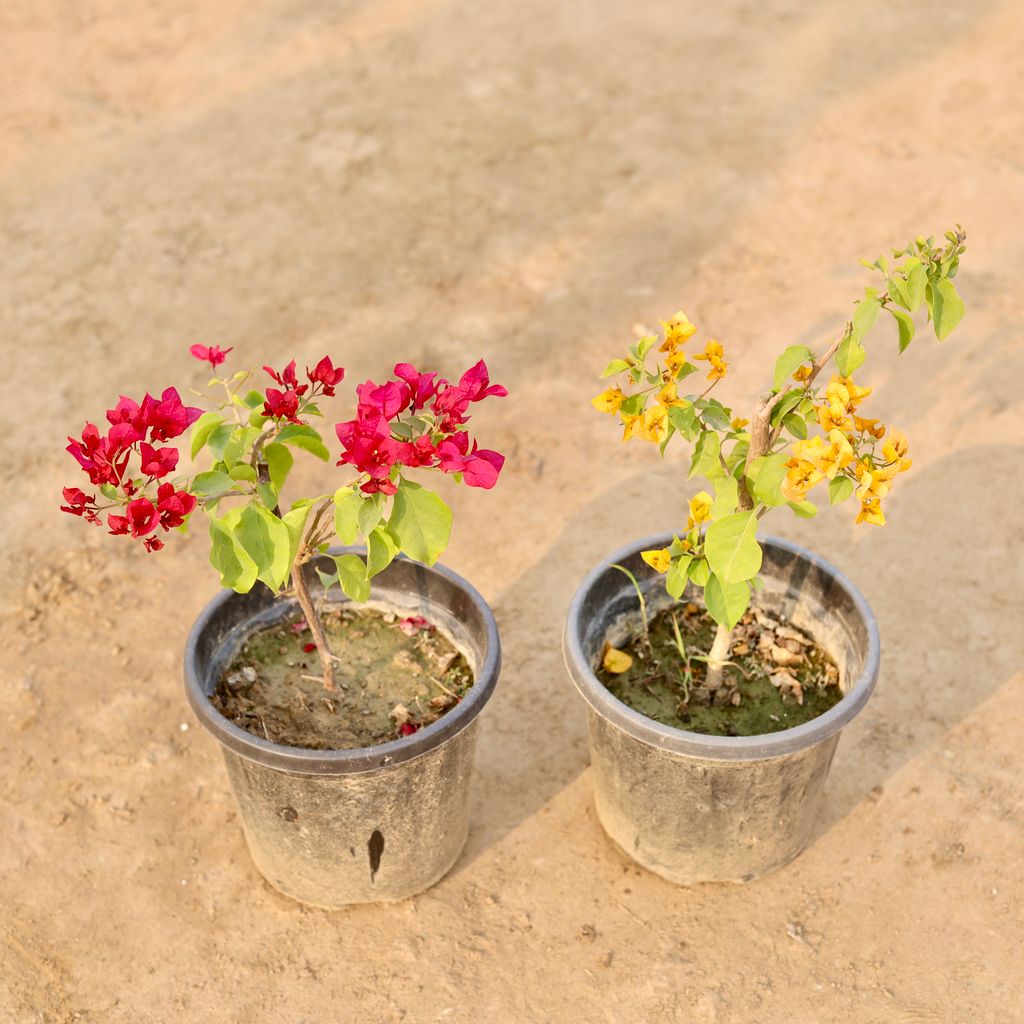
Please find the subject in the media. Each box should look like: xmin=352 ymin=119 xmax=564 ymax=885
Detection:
xmin=451 ymin=437 xmax=1024 ymax=876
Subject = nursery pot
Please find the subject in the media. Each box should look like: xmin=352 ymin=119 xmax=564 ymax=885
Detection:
xmin=563 ymin=534 xmax=879 ymax=885
xmin=184 ymin=548 xmax=501 ymax=908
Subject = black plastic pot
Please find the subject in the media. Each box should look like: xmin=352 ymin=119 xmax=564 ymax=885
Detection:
xmin=563 ymin=534 xmax=880 ymax=885
xmin=184 ymin=548 xmax=501 ymax=908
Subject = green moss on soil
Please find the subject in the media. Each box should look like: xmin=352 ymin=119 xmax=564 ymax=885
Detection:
xmin=596 ymin=602 xmax=842 ymax=736
xmin=212 ymin=607 xmax=473 ymax=750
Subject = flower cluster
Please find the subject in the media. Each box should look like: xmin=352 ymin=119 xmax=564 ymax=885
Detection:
xmin=335 ymin=360 xmax=507 ymax=495
xmin=63 ymin=388 xmax=201 ymax=552
xmin=591 ymin=312 xmax=731 ymax=446
xmin=782 ymin=374 xmax=911 ymax=525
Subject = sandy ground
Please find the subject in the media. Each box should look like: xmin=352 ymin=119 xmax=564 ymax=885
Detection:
xmin=2 ymin=1 xmax=1024 ymax=1021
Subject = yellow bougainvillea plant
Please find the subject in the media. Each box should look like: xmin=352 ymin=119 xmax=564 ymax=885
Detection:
xmin=592 ymin=227 xmax=968 ymax=686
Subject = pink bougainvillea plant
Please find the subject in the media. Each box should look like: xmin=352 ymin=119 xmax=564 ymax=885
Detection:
xmin=62 ymin=350 xmax=507 ymax=689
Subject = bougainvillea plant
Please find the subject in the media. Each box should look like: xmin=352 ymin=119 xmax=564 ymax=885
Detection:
xmin=592 ymin=227 xmax=967 ymax=687
xmin=62 ymin=350 xmax=507 ymax=690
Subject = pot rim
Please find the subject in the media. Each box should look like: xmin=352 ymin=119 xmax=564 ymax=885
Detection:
xmin=563 ymin=533 xmax=880 ymax=761
xmin=184 ymin=549 xmax=501 ymax=775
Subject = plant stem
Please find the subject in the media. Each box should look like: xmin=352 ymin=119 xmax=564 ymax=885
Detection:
xmin=704 ymin=621 xmax=732 ymax=690
xmin=292 ymin=558 xmax=337 ymax=691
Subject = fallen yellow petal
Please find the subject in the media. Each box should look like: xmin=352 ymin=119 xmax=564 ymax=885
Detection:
xmin=602 ymin=646 xmax=634 ymax=674
xmin=641 ymin=548 xmax=671 ymax=573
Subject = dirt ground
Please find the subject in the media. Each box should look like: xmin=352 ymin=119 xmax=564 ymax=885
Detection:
xmin=2 ymin=1 xmax=1023 ymax=1021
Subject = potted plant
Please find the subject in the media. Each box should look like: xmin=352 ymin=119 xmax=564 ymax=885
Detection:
xmin=61 ymin=345 xmax=507 ymax=907
xmin=565 ymin=228 xmax=968 ymax=884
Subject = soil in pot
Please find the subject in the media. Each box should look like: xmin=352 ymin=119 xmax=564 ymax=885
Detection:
xmin=212 ymin=607 xmax=473 ymax=750
xmin=597 ymin=602 xmax=841 ymax=736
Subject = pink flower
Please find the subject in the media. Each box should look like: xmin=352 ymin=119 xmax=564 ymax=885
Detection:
xmin=140 ymin=388 xmax=202 ymax=442
xmin=139 ymin=443 xmax=179 ymax=478
xmin=107 ymin=498 xmax=159 ymax=538
xmin=262 ymin=388 xmax=301 ymax=422
xmin=190 ymin=344 xmax=233 ymax=370
xmin=397 ymin=435 xmax=437 ymax=468
xmin=264 ymin=360 xmax=306 ymax=391
xmin=66 ymin=423 xmax=131 ymax=486
xmin=336 ymin=414 xmax=400 ymax=486
xmin=457 ymin=359 xmax=508 ymax=402
xmin=105 ymin=396 xmax=147 ymax=441
xmin=397 ymin=615 xmax=434 ymax=636
xmin=60 ymin=487 xmax=100 ymax=524
xmin=398 ymin=722 xmax=420 ymax=737
xmin=156 ymin=483 xmax=196 ymax=530
xmin=307 ymin=356 xmax=346 ymax=396
xmin=437 ymin=434 xmax=505 ymax=489
xmin=356 ymin=379 xmax=409 ymax=420
xmin=143 ymin=536 xmax=165 ymax=553
xmin=393 ymin=363 xmax=439 ymax=411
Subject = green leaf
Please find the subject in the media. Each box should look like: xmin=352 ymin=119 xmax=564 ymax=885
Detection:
xmin=688 ymin=558 xmax=710 ymax=586
xmin=358 ymin=494 xmax=384 ymax=537
xmin=190 ymin=412 xmax=226 ymax=459
xmin=281 ymin=504 xmax=311 ymax=566
xmin=704 ymin=511 xmax=762 ymax=584
xmin=333 ymin=486 xmax=363 ymax=545
xmin=699 ymin=399 xmax=732 ymax=431
xmin=905 ymin=261 xmax=927 ymax=311
xmin=930 ymin=277 xmax=965 ymax=340
xmin=192 ymin=470 xmax=235 ymax=498
xmin=835 ymin=333 xmax=866 ymax=376
xmin=769 ymin=389 xmax=804 ymax=428
xmin=229 ymin=464 xmax=257 ymax=482
xmin=788 ymin=499 xmax=818 ymax=518
xmin=208 ymin=512 xmax=258 ymax=593
xmin=828 ymin=476 xmax=854 ymax=505
xmin=205 ymin=422 xmax=235 ymax=461
xmin=264 ymin=442 xmax=293 ymax=492
xmin=674 ymin=362 xmax=699 ymax=381
xmin=851 ymin=295 xmax=881 ymax=343
xmin=886 ymin=276 xmax=910 ymax=310
xmin=333 ymin=553 xmax=370 ymax=602
xmin=619 ymin=393 xmax=646 ymax=417
xmin=366 ymin=527 xmax=399 ymax=578
xmin=688 ymin=430 xmax=724 ymax=481
xmin=704 ymin=574 xmax=750 ymax=630
xmin=665 ymin=555 xmax=693 ymax=599
xmin=668 ymin=403 xmax=699 ymax=441
xmin=236 ymin=503 xmax=291 ymax=591
xmin=710 ymin=477 xmax=739 ymax=518
xmin=276 ymin=423 xmax=330 ymax=461
xmin=782 ymin=413 xmax=807 ymax=440
xmin=636 ymin=335 xmax=656 ymax=359
xmin=747 ymin=451 xmax=788 ymax=507
xmin=889 ymin=307 xmax=915 ymax=353
xmin=388 ymin=480 xmax=452 ymax=566
xmin=242 ymin=389 xmax=265 ymax=409
xmin=773 ymin=345 xmax=814 ymax=390
xmin=221 ymin=426 xmax=260 ymax=471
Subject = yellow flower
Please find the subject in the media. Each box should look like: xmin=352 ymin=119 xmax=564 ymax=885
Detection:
xmin=882 ymin=428 xmax=911 ymax=469
xmin=659 ymin=311 xmax=697 ymax=351
xmin=853 ymin=416 xmax=886 ymax=440
xmin=591 ymin=386 xmax=626 ymax=415
xmin=687 ymin=490 xmax=713 ymax=529
xmin=793 ymin=364 xmax=813 ymax=383
xmin=603 ymin=646 xmax=634 ymax=673
xmin=826 ymin=374 xmax=872 ymax=411
xmin=730 ymin=417 xmax=749 ymax=430
xmin=789 ymin=431 xmax=853 ymax=487
xmin=854 ymin=458 xmax=898 ymax=501
xmin=640 ymin=404 xmax=669 ymax=443
xmin=620 ymin=413 xmax=644 ymax=442
xmin=782 ymin=457 xmax=824 ymax=502
xmin=693 ymin=339 xmax=728 ymax=381
xmin=856 ymin=496 xmax=886 ymax=526
xmin=641 ymin=548 xmax=672 ymax=573
xmin=656 ymin=382 xmax=688 ymax=408
xmin=664 ymin=348 xmax=690 ymax=374
xmin=817 ymin=403 xmax=853 ymax=434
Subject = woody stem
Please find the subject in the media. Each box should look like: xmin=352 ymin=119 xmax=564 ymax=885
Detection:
xmin=704 ymin=622 xmax=732 ymax=691
xmin=292 ymin=556 xmax=337 ymax=691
